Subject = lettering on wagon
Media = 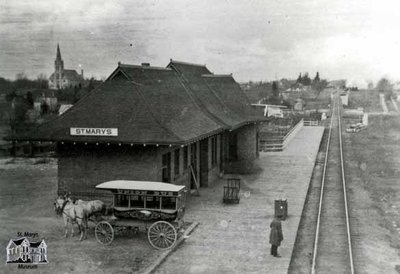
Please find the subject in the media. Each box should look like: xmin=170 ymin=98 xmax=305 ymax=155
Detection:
xmin=70 ymin=128 xmax=118 ymax=136
xmin=116 ymin=189 xmax=174 ymax=196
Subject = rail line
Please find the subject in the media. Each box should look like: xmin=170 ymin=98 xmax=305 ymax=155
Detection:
xmin=311 ymin=97 xmax=355 ymax=274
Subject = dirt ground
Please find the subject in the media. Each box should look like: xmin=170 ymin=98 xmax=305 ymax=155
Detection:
xmin=343 ymin=115 xmax=400 ymax=273
xmin=1 ymin=104 xmax=399 ymax=274
xmin=0 ymin=158 xmax=162 ymax=274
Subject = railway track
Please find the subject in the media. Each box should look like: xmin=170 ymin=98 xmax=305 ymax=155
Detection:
xmin=311 ymin=97 xmax=355 ymax=274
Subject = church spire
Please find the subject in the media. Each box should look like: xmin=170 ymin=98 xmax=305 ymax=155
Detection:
xmin=56 ymin=43 xmax=62 ymax=60
xmin=55 ymin=43 xmax=64 ymax=72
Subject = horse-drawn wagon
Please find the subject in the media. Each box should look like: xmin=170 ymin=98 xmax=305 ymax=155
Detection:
xmin=93 ymin=180 xmax=187 ymax=249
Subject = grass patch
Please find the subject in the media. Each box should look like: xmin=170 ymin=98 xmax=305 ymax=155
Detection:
xmin=34 ymin=157 xmax=51 ymax=165
xmin=4 ymin=158 xmax=16 ymax=164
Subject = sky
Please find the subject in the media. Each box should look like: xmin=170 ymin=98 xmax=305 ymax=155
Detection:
xmin=1 ymin=0 xmax=400 ymax=87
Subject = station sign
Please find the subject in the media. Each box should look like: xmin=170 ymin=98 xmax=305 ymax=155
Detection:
xmin=70 ymin=127 xmax=118 ymax=136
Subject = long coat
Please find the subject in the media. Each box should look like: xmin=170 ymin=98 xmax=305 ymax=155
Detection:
xmin=269 ymin=218 xmax=283 ymax=246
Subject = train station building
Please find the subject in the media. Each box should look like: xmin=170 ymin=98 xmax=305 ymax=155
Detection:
xmin=11 ymin=60 xmax=265 ymax=199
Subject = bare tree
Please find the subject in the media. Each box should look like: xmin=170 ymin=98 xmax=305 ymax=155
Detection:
xmin=14 ymin=72 xmax=33 ymax=89
xmin=15 ymin=72 xmax=28 ymax=80
xmin=37 ymin=73 xmax=49 ymax=89
xmin=376 ymin=77 xmax=393 ymax=100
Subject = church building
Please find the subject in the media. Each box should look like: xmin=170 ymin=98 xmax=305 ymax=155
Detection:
xmin=49 ymin=44 xmax=83 ymax=90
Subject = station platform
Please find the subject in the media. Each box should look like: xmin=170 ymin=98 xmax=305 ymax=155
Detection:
xmin=155 ymin=126 xmax=325 ymax=274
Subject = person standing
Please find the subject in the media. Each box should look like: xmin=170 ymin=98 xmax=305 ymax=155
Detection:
xmin=269 ymin=217 xmax=283 ymax=257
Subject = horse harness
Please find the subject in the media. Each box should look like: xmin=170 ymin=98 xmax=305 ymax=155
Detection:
xmin=57 ymin=199 xmax=86 ymax=221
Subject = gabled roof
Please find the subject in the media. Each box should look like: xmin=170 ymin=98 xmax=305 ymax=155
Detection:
xmin=168 ymin=61 xmax=265 ymax=129
xmin=29 ymin=240 xmax=45 ymax=248
xmin=167 ymin=60 xmax=212 ymax=79
xmin=8 ymin=238 xmax=28 ymax=246
xmin=9 ymin=60 xmax=265 ymax=144
xmin=13 ymin=64 xmax=222 ymax=144
xmin=63 ymin=69 xmax=81 ymax=80
xmin=202 ymin=74 xmax=263 ymax=121
xmin=107 ymin=64 xmax=174 ymax=84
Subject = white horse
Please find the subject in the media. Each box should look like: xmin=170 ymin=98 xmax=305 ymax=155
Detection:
xmin=69 ymin=198 xmax=107 ymax=228
xmin=54 ymin=196 xmax=87 ymax=241
xmin=72 ymin=199 xmax=106 ymax=216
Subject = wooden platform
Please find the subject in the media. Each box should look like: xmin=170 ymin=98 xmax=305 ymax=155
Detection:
xmin=155 ymin=126 xmax=325 ymax=274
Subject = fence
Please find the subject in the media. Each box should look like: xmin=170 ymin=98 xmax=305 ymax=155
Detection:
xmin=259 ymin=119 xmax=304 ymax=152
xmin=0 ymin=142 xmax=56 ymax=157
xmin=303 ymin=119 xmax=319 ymax=126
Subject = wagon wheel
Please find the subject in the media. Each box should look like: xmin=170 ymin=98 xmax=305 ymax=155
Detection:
xmin=95 ymin=221 xmax=114 ymax=245
xmin=148 ymin=221 xmax=177 ymax=250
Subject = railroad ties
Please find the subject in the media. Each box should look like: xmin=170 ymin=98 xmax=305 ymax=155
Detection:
xmin=311 ymin=98 xmax=355 ymax=274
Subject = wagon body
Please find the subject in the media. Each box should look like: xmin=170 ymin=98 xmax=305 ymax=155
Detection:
xmin=94 ymin=180 xmax=187 ymax=249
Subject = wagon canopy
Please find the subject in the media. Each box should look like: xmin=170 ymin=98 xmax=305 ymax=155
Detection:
xmin=96 ymin=180 xmax=185 ymax=193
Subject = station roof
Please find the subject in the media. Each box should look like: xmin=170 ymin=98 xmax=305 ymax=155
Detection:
xmin=15 ymin=74 xmax=222 ymax=144
xmin=167 ymin=60 xmax=212 ymax=77
xmin=167 ymin=60 xmax=265 ymax=129
xmin=96 ymin=180 xmax=186 ymax=193
xmin=8 ymin=61 xmax=265 ymax=144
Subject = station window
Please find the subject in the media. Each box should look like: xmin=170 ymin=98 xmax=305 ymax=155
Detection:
xmin=211 ymin=137 xmax=217 ymax=167
xmin=162 ymin=152 xmax=171 ymax=183
xmin=115 ymin=194 xmax=129 ymax=207
xmin=174 ymin=148 xmax=180 ymax=177
xmin=183 ymin=146 xmax=188 ymax=169
xmin=229 ymin=132 xmax=238 ymax=160
xmin=161 ymin=197 xmax=176 ymax=210
xmin=145 ymin=196 xmax=160 ymax=209
xmin=130 ymin=195 xmax=145 ymax=208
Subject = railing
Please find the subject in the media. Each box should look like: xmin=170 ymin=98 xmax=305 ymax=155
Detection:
xmin=282 ymin=119 xmax=304 ymax=149
xmin=259 ymin=119 xmax=304 ymax=152
xmin=303 ymin=119 xmax=319 ymax=126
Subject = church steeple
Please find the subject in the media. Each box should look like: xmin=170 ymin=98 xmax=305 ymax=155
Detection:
xmin=56 ymin=43 xmax=62 ymax=60
xmin=55 ymin=43 xmax=64 ymax=72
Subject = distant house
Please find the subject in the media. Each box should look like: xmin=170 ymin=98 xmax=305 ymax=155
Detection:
xmin=340 ymin=93 xmax=349 ymax=106
xmin=10 ymin=60 xmax=266 ymax=199
xmin=327 ymin=80 xmax=346 ymax=89
xmin=6 ymin=238 xmax=47 ymax=264
xmin=251 ymin=104 xmax=286 ymax=118
xmin=286 ymin=82 xmax=305 ymax=92
xmin=35 ymin=91 xmax=58 ymax=112
xmin=294 ymin=98 xmax=304 ymax=111
xmin=49 ymin=44 xmax=83 ymax=90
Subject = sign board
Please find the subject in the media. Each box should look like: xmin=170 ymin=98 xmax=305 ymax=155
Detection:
xmin=70 ymin=128 xmax=118 ymax=136
xmin=117 ymin=189 xmax=176 ymax=196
